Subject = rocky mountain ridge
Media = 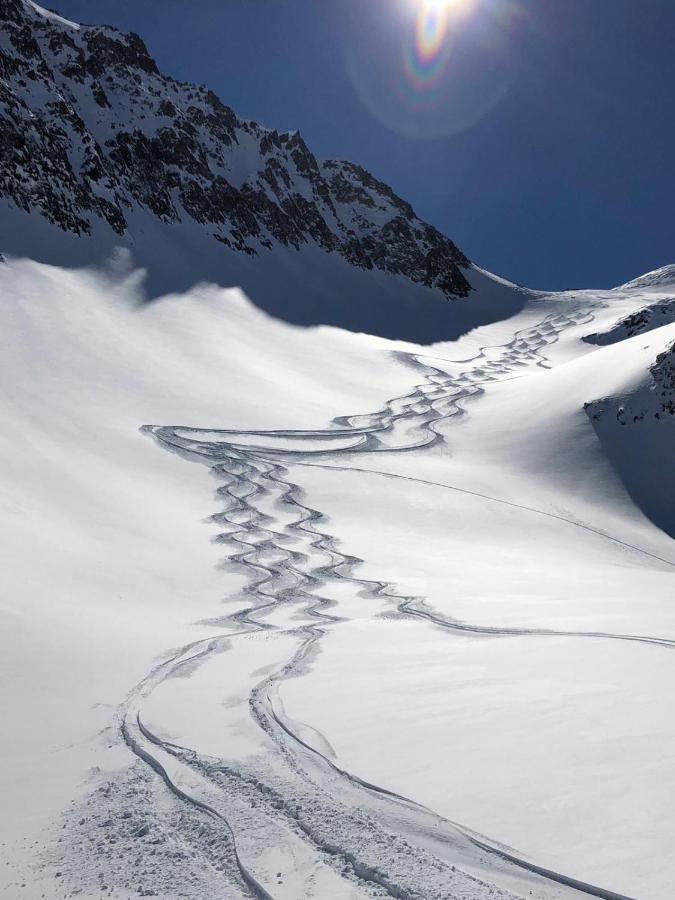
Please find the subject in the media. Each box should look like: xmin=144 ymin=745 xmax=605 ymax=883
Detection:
xmin=0 ymin=0 xmax=472 ymax=299
xmin=584 ymin=298 xmax=675 ymax=345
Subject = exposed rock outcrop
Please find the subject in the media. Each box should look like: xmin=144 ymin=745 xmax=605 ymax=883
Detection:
xmin=0 ymin=0 xmax=472 ymax=298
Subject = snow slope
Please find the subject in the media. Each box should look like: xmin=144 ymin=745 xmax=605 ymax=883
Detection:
xmin=1 ymin=247 xmax=674 ymax=899
xmin=0 ymin=255 xmax=418 ymax=899
xmin=2 ymin=3 xmax=675 ymax=899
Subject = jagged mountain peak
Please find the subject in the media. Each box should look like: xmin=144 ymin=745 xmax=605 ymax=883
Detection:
xmin=23 ymin=0 xmax=78 ymax=29
xmin=0 ymin=0 xmax=472 ymax=300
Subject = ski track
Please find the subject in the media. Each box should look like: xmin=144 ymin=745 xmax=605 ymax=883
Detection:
xmin=111 ymin=303 xmax=650 ymax=899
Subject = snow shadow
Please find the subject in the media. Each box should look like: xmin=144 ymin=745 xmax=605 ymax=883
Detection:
xmin=1 ymin=208 xmax=528 ymax=344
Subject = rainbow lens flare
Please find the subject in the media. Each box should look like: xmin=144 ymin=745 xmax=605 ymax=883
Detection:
xmin=405 ymin=0 xmax=474 ymax=88
xmin=343 ymin=0 xmax=517 ymax=139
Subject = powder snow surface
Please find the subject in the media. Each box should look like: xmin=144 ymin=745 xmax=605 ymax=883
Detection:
xmin=1 ymin=248 xmax=674 ymax=900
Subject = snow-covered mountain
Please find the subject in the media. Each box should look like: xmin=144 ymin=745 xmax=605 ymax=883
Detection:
xmin=2 ymin=3 xmax=675 ymax=900
xmin=0 ymin=0 xmax=471 ymax=303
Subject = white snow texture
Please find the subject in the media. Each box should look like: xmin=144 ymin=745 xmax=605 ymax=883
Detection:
xmin=1 ymin=3 xmax=675 ymax=899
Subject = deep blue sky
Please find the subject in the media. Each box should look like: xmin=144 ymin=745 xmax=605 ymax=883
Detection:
xmin=54 ymin=0 xmax=674 ymax=290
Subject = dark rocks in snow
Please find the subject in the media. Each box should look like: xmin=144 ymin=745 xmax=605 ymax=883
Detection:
xmin=0 ymin=0 xmax=472 ymax=300
xmin=1 ymin=1 xmax=26 ymax=26
xmin=91 ymin=80 xmax=109 ymax=108
xmin=584 ymin=298 xmax=675 ymax=345
xmin=585 ymin=342 xmax=675 ymax=427
xmin=83 ymin=29 xmax=158 ymax=78
xmin=651 ymin=343 xmax=675 ymax=418
xmin=158 ymin=98 xmax=176 ymax=118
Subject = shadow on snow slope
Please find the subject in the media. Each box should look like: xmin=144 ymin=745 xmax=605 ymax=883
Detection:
xmin=0 ymin=203 xmax=528 ymax=344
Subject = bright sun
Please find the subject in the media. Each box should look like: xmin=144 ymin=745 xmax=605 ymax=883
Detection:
xmin=415 ymin=0 xmax=475 ymax=14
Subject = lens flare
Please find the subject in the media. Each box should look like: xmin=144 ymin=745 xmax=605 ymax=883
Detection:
xmin=405 ymin=0 xmax=474 ymax=88
xmin=417 ymin=3 xmax=450 ymax=62
xmin=343 ymin=0 xmax=518 ymax=140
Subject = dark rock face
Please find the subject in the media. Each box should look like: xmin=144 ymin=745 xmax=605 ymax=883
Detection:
xmin=584 ymin=299 xmax=675 ymax=346
xmin=651 ymin=344 xmax=675 ymax=420
xmin=585 ymin=341 xmax=675 ymax=427
xmin=0 ymin=0 xmax=472 ymax=299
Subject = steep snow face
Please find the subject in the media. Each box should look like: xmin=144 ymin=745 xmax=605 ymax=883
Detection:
xmin=586 ymin=332 xmax=675 ymax=537
xmin=0 ymin=0 xmax=470 ymax=299
xmin=572 ymin=285 xmax=675 ymax=537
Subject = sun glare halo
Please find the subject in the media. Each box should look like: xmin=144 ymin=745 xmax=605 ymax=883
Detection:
xmin=414 ymin=0 xmax=475 ymax=15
